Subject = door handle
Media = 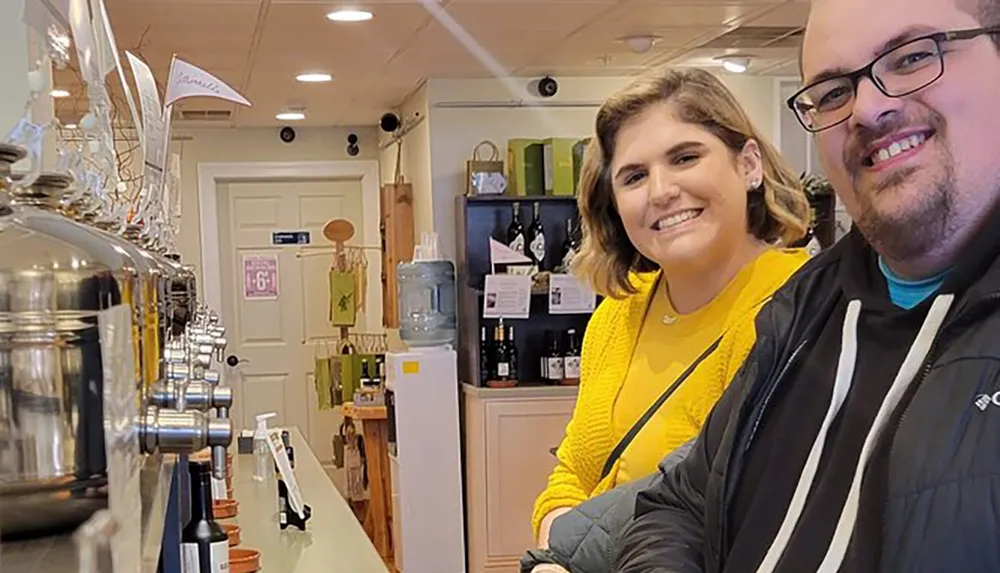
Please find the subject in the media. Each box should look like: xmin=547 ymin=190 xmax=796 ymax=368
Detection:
xmin=226 ymin=355 xmax=249 ymax=367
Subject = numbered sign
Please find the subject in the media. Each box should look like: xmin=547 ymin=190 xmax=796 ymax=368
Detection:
xmin=243 ymin=254 xmax=279 ymax=299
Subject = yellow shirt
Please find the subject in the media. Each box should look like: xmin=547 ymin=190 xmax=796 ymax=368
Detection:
xmin=531 ymin=248 xmax=809 ymax=538
xmin=612 ymin=258 xmax=769 ymax=485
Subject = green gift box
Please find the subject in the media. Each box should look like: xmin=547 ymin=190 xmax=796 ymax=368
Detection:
xmin=507 ymin=139 xmax=545 ymax=196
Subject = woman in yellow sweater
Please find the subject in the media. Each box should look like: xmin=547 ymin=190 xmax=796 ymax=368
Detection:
xmin=532 ymin=68 xmax=812 ymax=546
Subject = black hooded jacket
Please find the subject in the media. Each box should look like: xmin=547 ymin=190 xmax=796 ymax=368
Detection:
xmin=616 ymin=210 xmax=1000 ymax=573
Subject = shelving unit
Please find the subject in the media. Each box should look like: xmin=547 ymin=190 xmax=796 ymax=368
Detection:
xmin=455 ymin=195 xmax=594 ymax=387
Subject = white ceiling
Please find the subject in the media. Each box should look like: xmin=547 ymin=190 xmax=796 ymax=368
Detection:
xmin=53 ymin=0 xmax=811 ymax=127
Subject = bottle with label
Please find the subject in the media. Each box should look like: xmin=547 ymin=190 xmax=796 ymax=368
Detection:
xmin=558 ymin=218 xmax=580 ymax=273
xmin=374 ymin=355 xmax=385 ymax=387
xmin=494 ymin=321 xmax=510 ymax=383
xmin=562 ymin=328 xmax=581 ymax=385
xmin=181 ymin=460 xmax=230 ymax=573
xmin=545 ymin=330 xmax=564 ymax=383
xmin=506 ymin=325 xmax=519 ymax=382
xmin=506 ymin=202 xmax=525 ymax=254
xmin=528 ymin=202 xmax=547 ymax=270
xmin=360 ymin=360 xmax=373 ymax=388
xmin=253 ymin=412 xmax=276 ymax=483
xmin=479 ymin=325 xmax=492 ymax=385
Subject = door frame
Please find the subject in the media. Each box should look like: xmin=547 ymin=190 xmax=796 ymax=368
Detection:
xmin=196 ymin=160 xmax=382 ymax=332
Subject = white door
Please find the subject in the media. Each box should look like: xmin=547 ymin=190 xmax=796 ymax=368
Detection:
xmin=218 ymin=177 xmax=367 ymax=468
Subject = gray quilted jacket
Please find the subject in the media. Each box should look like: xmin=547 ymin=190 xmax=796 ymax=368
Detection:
xmin=520 ymin=439 xmax=694 ymax=573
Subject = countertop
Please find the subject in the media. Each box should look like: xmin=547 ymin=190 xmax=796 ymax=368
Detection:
xmin=461 ymin=382 xmax=579 ymax=400
xmin=224 ymin=427 xmax=388 ymax=573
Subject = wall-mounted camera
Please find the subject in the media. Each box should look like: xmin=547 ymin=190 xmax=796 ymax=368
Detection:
xmin=379 ymin=112 xmax=400 ymax=133
xmin=346 ymin=133 xmax=359 ymax=157
xmin=530 ymin=76 xmax=558 ymax=98
xmin=279 ymin=126 xmax=296 ymax=143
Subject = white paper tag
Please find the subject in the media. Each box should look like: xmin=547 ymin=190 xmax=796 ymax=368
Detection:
xmin=483 ymin=274 xmax=532 ymax=319
xmin=265 ymin=431 xmax=306 ymax=519
xmin=548 ymin=273 xmax=596 ymax=314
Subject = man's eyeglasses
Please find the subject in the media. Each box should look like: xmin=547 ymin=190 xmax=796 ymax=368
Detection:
xmin=787 ymin=27 xmax=1000 ymax=133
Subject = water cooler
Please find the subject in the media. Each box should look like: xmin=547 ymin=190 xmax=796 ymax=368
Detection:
xmin=386 ymin=348 xmax=466 ymax=573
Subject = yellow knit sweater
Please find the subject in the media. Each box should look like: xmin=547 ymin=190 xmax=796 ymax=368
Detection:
xmin=531 ymin=248 xmax=809 ymax=537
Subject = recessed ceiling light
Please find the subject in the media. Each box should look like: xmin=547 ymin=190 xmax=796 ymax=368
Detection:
xmin=50 ymin=89 xmax=70 ymax=98
xmin=64 ymin=123 xmax=77 ymax=129
xmin=326 ymin=9 xmax=373 ymax=22
xmin=720 ymin=56 xmax=750 ymax=74
xmin=296 ymin=73 xmax=333 ymax=83
xmin=276 ymin=111 xmax=305 ymax=121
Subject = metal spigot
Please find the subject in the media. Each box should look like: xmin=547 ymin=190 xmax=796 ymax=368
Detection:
xmin=139 ymin=406 xmax=232 ymax=458
xmin=150 ymin=380 xmax=232 ymax=411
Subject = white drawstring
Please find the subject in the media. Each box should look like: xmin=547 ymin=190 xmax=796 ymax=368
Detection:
xmin=816 ymin=294 xmax=954 ymax=572
xmin=756 ymin=294 xmax=954 ymax=573
xmin=756 ymin=300 xmax=862 ymax=573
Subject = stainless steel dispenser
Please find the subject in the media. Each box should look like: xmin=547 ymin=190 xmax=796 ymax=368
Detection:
xmin=0 ymin=143 xmax=234 ymax=538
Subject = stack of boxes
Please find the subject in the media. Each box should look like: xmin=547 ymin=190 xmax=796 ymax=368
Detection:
xmin=507 ymin=137 xmax=589 ymax=197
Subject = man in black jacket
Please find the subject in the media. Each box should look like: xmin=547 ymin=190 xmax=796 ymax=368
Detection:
xmin=617 ymin=0 xmax=1000 ymax=572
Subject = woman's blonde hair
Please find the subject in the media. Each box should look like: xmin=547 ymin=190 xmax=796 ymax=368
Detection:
xmin=573 ymin=68 xmax=811 ymax=298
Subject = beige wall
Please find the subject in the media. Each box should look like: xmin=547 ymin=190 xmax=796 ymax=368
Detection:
xmin=378 ymin=83 xmax=434 ymax=244
xmin=420 ymin=75 xmax=779 ymax=260
xmin=173 ymin=126 xmax=379 ymax=272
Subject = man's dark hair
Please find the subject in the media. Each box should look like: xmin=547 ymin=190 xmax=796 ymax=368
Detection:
xmin=963 ymin=0 xmax=1000 ymax=48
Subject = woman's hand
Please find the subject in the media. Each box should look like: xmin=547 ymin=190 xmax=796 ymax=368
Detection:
xmin=537 ymin=507 xmax=573 ymax=548
xmin=532 ymin=564 xmax=570 ymax=573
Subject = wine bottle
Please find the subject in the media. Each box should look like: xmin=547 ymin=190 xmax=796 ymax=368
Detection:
xmin=479 ymin=325 xmax=492 ymax=385
xmin=563 ymin=329 xmax=581 ymax=384
xmin=545 ymin=331 xmax=564 ymax=382
xmin=528 ymin=202 xmax=547 ymax=270
xmin=181 ymin=461 xmax=230 ymax=573
xmin=506 ymin=202 xmax=525 ymax=254
xmin=360 ymin=360 xmax=372 ymax=388
xmin=506 ymin=325 xmax=519 ymax=381
xmin=494 ymin=321 xmax=509 ymax=382
xmin=558 ymin=218 xmax=579 ymax=273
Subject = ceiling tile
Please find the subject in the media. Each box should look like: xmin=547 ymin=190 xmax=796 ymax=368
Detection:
xmin=383 ymin=21 xmax=560 ymax=78
xmin=741 ymin=2 xmax=810 ymax=27
xmin=251 ymin=3 xmax=430 ymax=75
xmin=444 ymin=1 xmax=614 ymax=32
xmin=609 ymin=1 xmax=779 ymax=28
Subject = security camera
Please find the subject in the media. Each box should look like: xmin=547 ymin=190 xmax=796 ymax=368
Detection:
xmin=380 ymin=113 xmax=400 ymax=133
xmin=537 ymin=76 xmax=558 ymax=98
xmin=346 ymin=132 xmax=360 ymax=156
xmin=279 ymin=126 xmax=296 ymax=143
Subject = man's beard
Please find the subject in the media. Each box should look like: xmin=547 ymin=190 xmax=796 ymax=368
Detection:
xmin=853 ymin=164 xmax=955 ymax=262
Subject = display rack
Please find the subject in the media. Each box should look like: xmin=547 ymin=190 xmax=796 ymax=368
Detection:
xmin=455 ymin=195 xmax=594 ymax=387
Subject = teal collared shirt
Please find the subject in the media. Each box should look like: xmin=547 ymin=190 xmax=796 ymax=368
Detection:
xmin=878 ymin=257 xmax=948 ymax=310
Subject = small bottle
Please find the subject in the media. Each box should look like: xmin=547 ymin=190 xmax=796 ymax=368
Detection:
xmin=506 ymin=202 xmax=525 ymax=254
xmin=181 ymin=461 xmax=230 ymax=573
xmin=545 ymin=331 xmax=564 ymax=383
xmin=506 ymin=325 xmax=519 ymax=382
xmin=360 ymin=361 xmax=372 ymax=388
xmin=253 ymin=412 xmax=276 ymax=483
xmin=562 ymin=329 xmax=581 ymax=384
xmin=479 ymin=325 xmax=492 ymax=385
xmin=528 ymin=202 xmax=547 ymax=270
xmin=494 ymin=321 xmax=509 ymax=382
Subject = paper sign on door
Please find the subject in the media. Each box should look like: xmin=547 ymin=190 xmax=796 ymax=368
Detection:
xmin=243 ymin=254 xmax=279 ymax=300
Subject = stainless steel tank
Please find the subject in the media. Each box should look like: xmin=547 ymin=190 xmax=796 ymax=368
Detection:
xmin=0 ymin=144 xmax=233 ymax=538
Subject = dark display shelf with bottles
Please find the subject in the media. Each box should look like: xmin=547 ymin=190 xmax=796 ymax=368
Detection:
xmin=456 ymin=195 xmax=595 ymax=387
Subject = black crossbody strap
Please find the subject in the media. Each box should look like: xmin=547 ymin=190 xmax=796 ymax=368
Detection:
xmin=599 ymin=336 xmax=723 ymax=481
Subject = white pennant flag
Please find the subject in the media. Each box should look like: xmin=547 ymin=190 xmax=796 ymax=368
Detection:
xmin=163 ymin=56 xmax=251 ymax=108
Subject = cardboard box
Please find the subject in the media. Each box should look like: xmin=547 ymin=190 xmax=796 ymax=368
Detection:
xmin=507 ymin=139 xmax=545 ymax=196
xmin=544 ymin=138 xmax=587 ymax=196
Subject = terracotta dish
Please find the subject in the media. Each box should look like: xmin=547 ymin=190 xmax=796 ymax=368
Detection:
xmin=222 ymin=523 xmax=241 ymax=547
xmin=229 ymin=548 xmax=261 ymax=573
xmin=214 ymin=498 xmax=239 ymax=519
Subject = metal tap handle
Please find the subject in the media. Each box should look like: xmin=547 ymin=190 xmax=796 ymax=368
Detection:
xmin=212 ymin=444 xmax=227 ymax=481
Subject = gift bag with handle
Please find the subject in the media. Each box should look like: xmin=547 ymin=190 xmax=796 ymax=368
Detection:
xmin=466 ymin=140 xmax=507 ymax=196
